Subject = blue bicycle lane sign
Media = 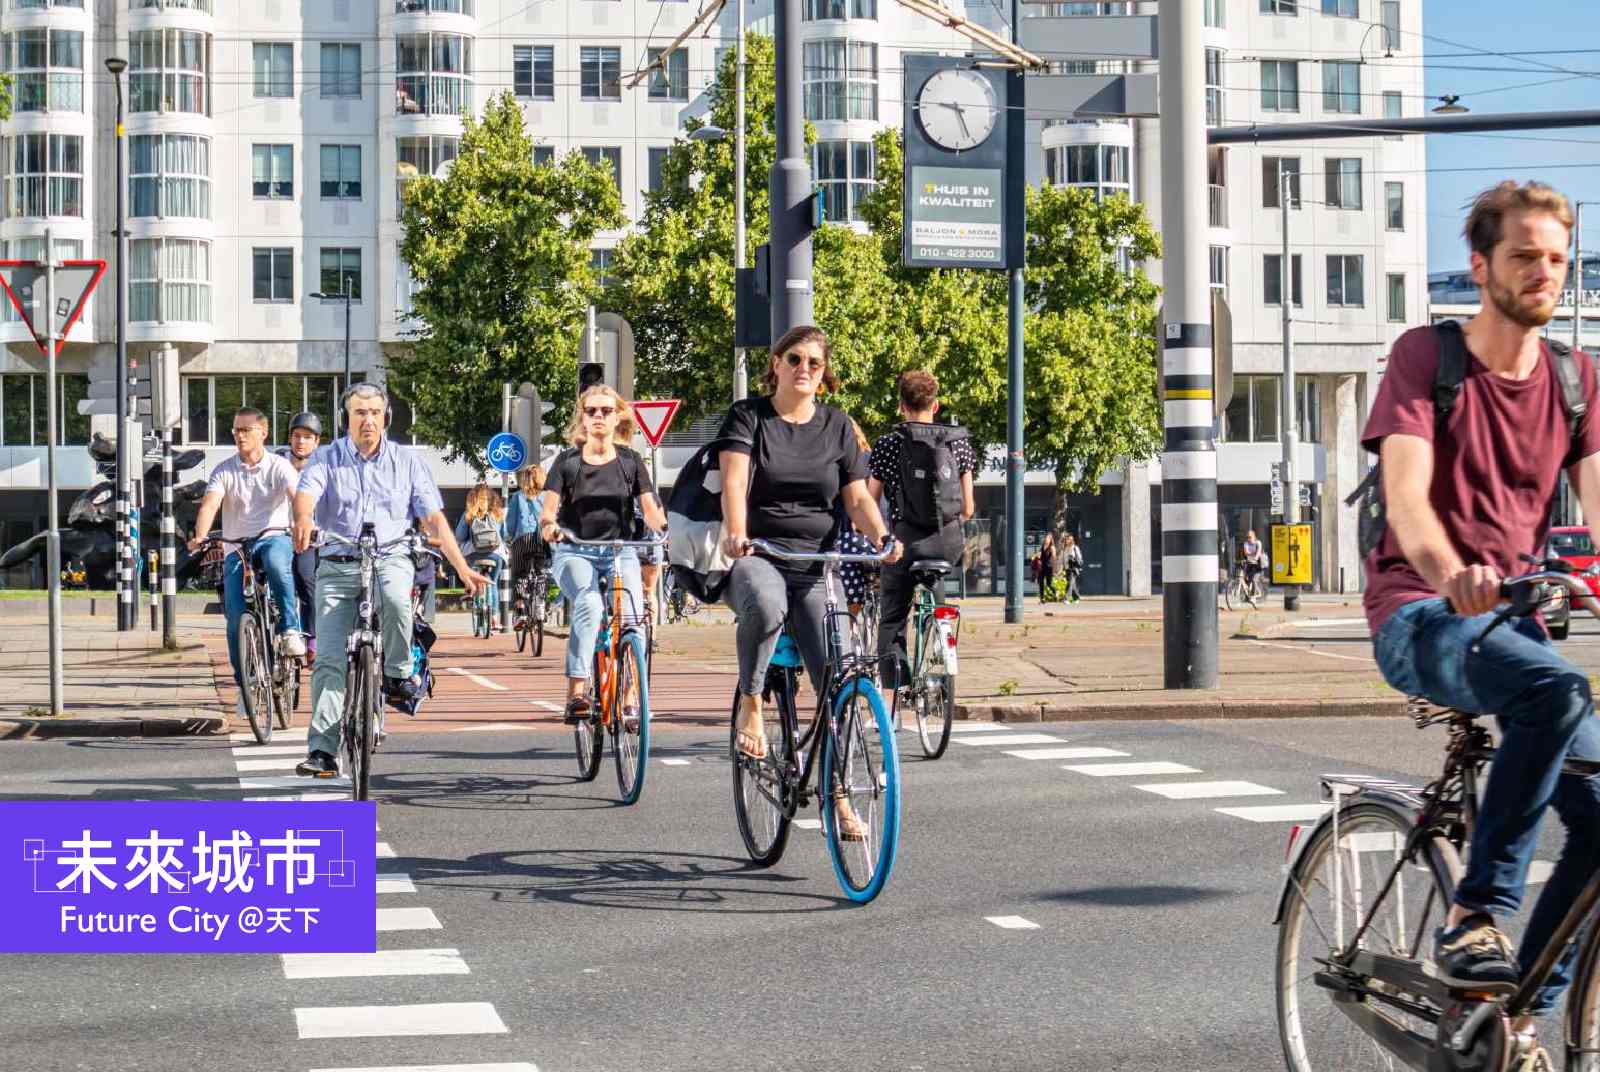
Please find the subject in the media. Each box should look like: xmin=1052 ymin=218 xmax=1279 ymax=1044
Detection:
xmin=486 ymin=432 xmax=527 ymax=473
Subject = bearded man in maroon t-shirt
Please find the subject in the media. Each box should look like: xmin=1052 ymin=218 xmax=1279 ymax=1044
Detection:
xmin=1364 ymin=181 xmax=1600 ymax=1050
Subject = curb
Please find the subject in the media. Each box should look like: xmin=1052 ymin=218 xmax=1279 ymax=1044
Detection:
xmin=0 ymin=715 xmax=228 ymax=740
xmin=957 ymin=698 xmax=1405 ymax=723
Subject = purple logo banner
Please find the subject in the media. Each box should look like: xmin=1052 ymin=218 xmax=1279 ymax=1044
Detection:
xmin=0 ymin=801 xmax=377 ymax=953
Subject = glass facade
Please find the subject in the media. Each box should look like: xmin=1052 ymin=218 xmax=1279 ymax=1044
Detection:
xmin=130 ymin=237 xmax=210 ymax=323
xmin=129 ymin=28 xmax=210 ymax=114
xmin=130 ymin=134 xmax=211 ymax=219
xmin=6 ymin=133 xmax=82 ymax=218
xmin=810 ymin=139 xmax=874 ymax=223
xmin=803 ymin=40 xmax=876 ymax=121
xmin=396 ymin=33 xmax=473 ymax=115
xmin=1 ymin=28 xmax=83 ymax=112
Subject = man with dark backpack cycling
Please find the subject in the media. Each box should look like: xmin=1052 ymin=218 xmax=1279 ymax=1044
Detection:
xmin=1362 ymin=181 xmax=1600 ymax=1062
xmin=867 ymin=370 xmax=977 ymax=692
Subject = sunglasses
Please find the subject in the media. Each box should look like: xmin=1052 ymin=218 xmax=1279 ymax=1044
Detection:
xmin=782 ymin=352 xmax=826 ymax=372
xmin=584 ymin=405 xmax=617 ymax=418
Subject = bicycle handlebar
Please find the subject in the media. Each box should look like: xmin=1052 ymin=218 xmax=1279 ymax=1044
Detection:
xmin=555 ymin=528 xmax=667 ymax=551
xmin=314 ymin=530 xmax=431 ymax=559
xmin=1470 ymin=562 xmax=1600 ymax=651
xmin=196 ymin=526 xmax=290 ymax=549
xmin=746 ymin=537 xmax=897 ymax=565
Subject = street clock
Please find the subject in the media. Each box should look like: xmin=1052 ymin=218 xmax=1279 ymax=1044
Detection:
xmin=916 ymin=68 xmax=999 ymax=152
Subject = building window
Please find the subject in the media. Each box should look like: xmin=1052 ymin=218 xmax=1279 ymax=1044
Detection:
xmin=182 ymin=374 xmax=363 ymax=448
xmin=253 ymin=43 xmax=293 ymax=99
xmin=647 ymin=48 xmax=689 ymax=101
xmin=129 ymin=29 xmax=209 ymax=114
xmin=251 ymin=144 xmax=293 ymax=199
xmin=1387 ymin=272 xmax=1406 ymax=322
xmin=803 ymin=0 xmax=876 ymax=19
xmin=0 ymin=374 xmax=90 ymax=447
xmin=1260 ymin=60 xmax=1299 ymax=112
xmin=1205 ymin=47 xmax=1224 ymax=126
xmin=1383 ymin=91 xmax=1402 ymax=139
xmin=580 ymin=45 xmax=621 ymax=101
xmin=395 ymin=134 xmax=458 ymax=206
xmin=10 ymin=0 xmax=89 ymax=7
xmin=395 ymin=248 xmax=420 ymax=318
xmin=1264 ymin=253 xmax=1304 ymax=307
xmin=1327 ymin=254 xmax=1365 ymax=307
xmin=5 ymin=133 xmax=82 ymax=218
xmin=2 ymin=28 xmax=83 ymax=112
xmin=1204 ymin=0 xmax=1225 ymax=27
xmin=513 ymin=44 xmax=554 ymax=99
xmin=129 ymin=237 xmax=210 ymax=324
xmin=1045 ymin=144 xmax=1131 ymax=202
xmin=320 ymin=43 xmax=360 ymax=98
xmin=394 ymin=0 xmax=475 ymax=12
xmin=1381 ymin=1 xmax=1401 ymax=50
xmin=590 ymin=248 xmax=614 ymax=288
xmin=1385 ymin=180 xmax=1404 ymax=230
xmin=1325 ymin=157 xmax=1362 ymax=209
xmin=803 ymin=40 xmax=877 ymax=121
xmin=1321 ymin=0 xmax=1357 ymax=15
xmin=129 ymin=134 xmax=210 ymax=219
xmin=647 ymin=146 xmax=671 ymax=194
xmin=532 ymin=144 xmax=555 ymax=167
xmin=396 ymin=33 xmax=472 ymax=115
xmin=582 ymin=146 xmax=622 ymax=188
xmin=1263 ymin=156 xmax=1301 ymax=209
xmin=810 ymin=139 xmax=875 ymax=223
xmin=1223 ymin=374 xmax=1280 ymax=444
xmin=252 ymin=248 xmax=294 ymax=303
xmin=1321 ymin=60 xmax=1360 ymax=113
xmin=319 ymin=248 xmax=361 ymax=301
xmin=1209 ymin=245 xmax=1228 ymax=297
xmin=129 ymin=0 xmax=214 ymax=8
xmin=320 ymin=144 xmax=361 ymax=199
xmin=1259 ymin=0 xmax=1298 ymax=12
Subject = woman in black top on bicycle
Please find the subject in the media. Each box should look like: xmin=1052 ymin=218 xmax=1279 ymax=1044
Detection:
xmin=718 ymin=326 xmax=900 ymax=783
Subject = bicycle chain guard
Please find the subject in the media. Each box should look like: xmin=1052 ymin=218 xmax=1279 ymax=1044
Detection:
xmin=1428 ymin=999 xmax=1513 ymax=1072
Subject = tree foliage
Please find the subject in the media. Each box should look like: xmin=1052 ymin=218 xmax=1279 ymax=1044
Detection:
xmin=387 ymin=92 xmax=624 ymax=468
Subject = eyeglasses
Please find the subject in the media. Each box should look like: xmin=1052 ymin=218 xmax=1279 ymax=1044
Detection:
xmin=783 ymin=352 xmax=826 ymax=372
xmin=584 ymin=405 xmax=617 ymax=418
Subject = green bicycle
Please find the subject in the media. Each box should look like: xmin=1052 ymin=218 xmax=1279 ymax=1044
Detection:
xmin=897 ymin=559 xmax=961 ymax=759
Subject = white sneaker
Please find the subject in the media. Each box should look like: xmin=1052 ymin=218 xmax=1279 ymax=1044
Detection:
xmin=280 ymin=632 xmax=307 ymax=658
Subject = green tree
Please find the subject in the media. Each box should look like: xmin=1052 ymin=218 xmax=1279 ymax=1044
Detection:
xmin=387 ymin=92 xmax=624 ymax=468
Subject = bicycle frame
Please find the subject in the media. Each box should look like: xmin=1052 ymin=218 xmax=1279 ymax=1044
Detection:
xmin=559 ymin=532 xmax=664 ymax=727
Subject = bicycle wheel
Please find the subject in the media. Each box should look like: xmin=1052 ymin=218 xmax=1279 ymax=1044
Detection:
xmin=612 ymin=631 xmax=651 ymax=805
xmin=533 ymin=616 xmax=544 ymax=658
xmin=1253 ymin=573 xmax=1269 ymax=605
xmin=574 ymin=663 xmax=604 ymax=783
xmin=342 ymin=648 xmax=378 ymax=802
xmin=515 ymin=614 xmax=529 ymax=653
xmin=821 ymin=676 xmax=901 ymax=903
xmin=238 ymin=613 xmax=274 ymax=744
xmin=917 ymin=671 xmax=956 ymax=760
xmin=275 ymin=660 xmax=298 ymax=729
xmin=1223 ymin=577 xmax=1239 ymax=611
xmin=1277 ymin=801 xmax=1450 ymax=1072
xmin=1572 ymin=942 xmax=1600 ymax=1072
xmin=730 ymin=677 xmax=795 ymax=867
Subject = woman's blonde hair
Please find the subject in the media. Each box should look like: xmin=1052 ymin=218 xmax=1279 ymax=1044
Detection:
xmin=564 ymin=384 xmax=638 ymax=446
xmin=517 ymin=464 xmax=545 ymax=497
xmin=464 ymin=482 xmax=506 ymax=523
xmin=850 ymin=419 xmax=870 ymax=453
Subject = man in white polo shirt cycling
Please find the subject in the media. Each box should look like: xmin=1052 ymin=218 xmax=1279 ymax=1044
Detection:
xmin=188 ymin=407 xmax=306 ymax=716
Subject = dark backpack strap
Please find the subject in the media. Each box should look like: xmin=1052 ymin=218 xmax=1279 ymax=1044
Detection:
xmin=1547 ymin=338 xmax=1588 ymax=440
xmin=1344 ymin=466 xmax=1379 ymax=508
xmin=1431 ymin=320 xmax=1470 ymax=436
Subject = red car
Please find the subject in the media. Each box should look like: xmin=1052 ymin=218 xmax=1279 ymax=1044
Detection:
xmin=1546 ymin=526 xmax=1600 ymax=590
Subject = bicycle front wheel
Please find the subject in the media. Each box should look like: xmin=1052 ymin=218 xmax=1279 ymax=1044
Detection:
xmin=731 ymin=680 xmax=794 ymax=867
xmin=1277 ymin=801 xmax=1449 ymax=1072
xmin=574 ymin=663 xmax=604 ymax=782
xmin=821 ymin=676 xmax=901 ymax=903
xmin=343 ymin=647 xmax=378 ymax=802
xmin=1223 ymin=577 xmax=1239 ymax=611
xmin=612 ymin=631 xmax=651 ymax=805
xmin=238 ymin=613 xmax=274 ymax=744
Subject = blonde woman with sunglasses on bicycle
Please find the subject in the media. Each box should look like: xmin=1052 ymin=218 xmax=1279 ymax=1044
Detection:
xmin=539 ymin=385 xmax=667 ymax=723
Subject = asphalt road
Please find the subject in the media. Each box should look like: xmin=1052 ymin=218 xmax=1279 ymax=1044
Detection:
xmin=4 ymin=704 xmax=1588 ymax=1072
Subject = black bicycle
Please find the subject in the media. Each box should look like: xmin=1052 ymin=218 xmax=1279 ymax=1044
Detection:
xmin=513 ymin=555 xmax=556 ymax=658
xmin=1275 ymin=562 xmax=1600 ymax=1072
xmin=198 ymin=526 xmax=299 ymax=745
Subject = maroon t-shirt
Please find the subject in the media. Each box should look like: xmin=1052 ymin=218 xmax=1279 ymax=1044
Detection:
xmin=1361 ymin=325 xmax=1600 ymax=633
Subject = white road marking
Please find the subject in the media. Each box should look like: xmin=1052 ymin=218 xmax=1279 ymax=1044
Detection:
xmin=952 ymin=733 xmax=1065 ymax=747
xmin=985 ymin=915 xmax=1040 ymax=930
xmin=282 ymin=948 xmax=469 ymax=980
xmin=1528 ymin=861 xmax=1556 ymax=886
xmin=1136 ymin=781 xmax=1286 ymax=800
xmin=1062 ymin=761 xmax=1200 ymax=777
xmin=454 ymin=723 xmax=529 ymax=732
xmin=659 ymin=758 xmax=691 ymax=766
xmin=793 ymin=818 xmax=822 ymax=830
xmin=377 ymin=841 xmax=397 ymax=858
xmin=242 ymin=792 xmax=349 ymax=802
xmin=238 ymin=775 xmax=349 ymax=791
xmin=1247 ymin=639 xmax=1369 ymax=663
xmin=230 ymin=726 xmax=307 ymax=742
xmin=309 ymin=1065 xmax=539 ymax=1072
xmin=231 ymin=744 xmax=305 ymax=757
xmin=528 ymin=699 xmax=564 ymax=712
xmin=234 ymin=757 xmax=302 ymax=772
xmin=1004 ymin=747 xmax=1131 ymax=761
xmin=1284 ymin=617 xmax=1368 ymax=629
xmin=294 ymin=1002 xmax=508 ymax=1039
xmin=1216 ymin=803 xmax=1333 ymax=823
xmin=376 ymin=907 xmax=442 ymax=932
xmin=947 ymin=723 xmax=1009 ymax=733
xmin=445 ymin=667 xmax=509 ymax=691
xmin=377 ymin=873 xmax=416 ymax=894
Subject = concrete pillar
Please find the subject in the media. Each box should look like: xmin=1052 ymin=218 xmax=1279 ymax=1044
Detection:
xmin=1122 ymin=460 xmax=1152 ymax=596
xmin=1318 ymin=374 xmax=1361 ymax=593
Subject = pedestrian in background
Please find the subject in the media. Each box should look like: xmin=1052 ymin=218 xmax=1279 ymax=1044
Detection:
xmin=1062 ymin=533 xmax=1084 ymax=603
xmin=1038 ymin=533 xmax=1058 ymax=603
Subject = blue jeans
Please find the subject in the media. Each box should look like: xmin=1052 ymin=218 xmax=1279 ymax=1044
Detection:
xmin=222 ymin=534 xmax=302 ymax=689
xmin=1374 ymin=597 xmax=1600 ymax=1013
xmin=552 ymin=544 xmax=642 ymax=680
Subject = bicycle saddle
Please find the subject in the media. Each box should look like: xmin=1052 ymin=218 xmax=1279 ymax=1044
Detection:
xmin=911 ymin=559 xmax=952 ymax=577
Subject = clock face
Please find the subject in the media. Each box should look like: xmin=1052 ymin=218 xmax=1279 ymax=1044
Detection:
xmin=917 ymin=68 xmax=999 ymax=152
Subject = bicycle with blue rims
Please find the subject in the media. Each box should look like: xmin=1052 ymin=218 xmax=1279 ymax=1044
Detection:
xmin=730 ymin=538 xmax=902 ymax=904
xmin=556 ymin=529 xmax=665 ymax=805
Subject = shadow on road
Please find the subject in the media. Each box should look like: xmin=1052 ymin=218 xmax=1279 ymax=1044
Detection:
xmin=1038 ymin=883 xmax=1236 ymax=908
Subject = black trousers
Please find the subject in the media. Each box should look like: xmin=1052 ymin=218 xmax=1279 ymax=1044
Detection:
xmin=293 ymin=547 xmax=317 ymax=639
xmin=877 ymin=522 xmax=961 ymax=690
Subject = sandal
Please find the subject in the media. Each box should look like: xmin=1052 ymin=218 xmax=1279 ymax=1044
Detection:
xmin=734 ymin=697 xmax=767 ymax=760
xmin=562 ymin=696 xmax=591 ymax=724
xmin=833 ymin=793 xmax=869 ymax=842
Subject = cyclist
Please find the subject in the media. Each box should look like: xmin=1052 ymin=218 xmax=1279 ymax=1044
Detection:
xmin=866 ymin=370 xmax=975 ymax=690
xmin=278 ymin=411 xmax=323 ymax=661
xmin=538 ymin=384 xmax=666 ymax=723
xmin=505 ymin=464 xmax=549 ymax=629
xmin=1061 ymin=534 xmax=1084 ymax=603
xmin=187 ymin=407 xmax=305 ymax=719
xmin=1363 ymin=181 xmax=1600 ymax=1056
xmin=454 ymin=482 xmax=509 ymax=632
xmin=718 ymin=325 xmax=900 ymax=832
xmin=1240 ymin=529 xmax=1268 ymax=594
xmin=290 ymin=383 xmax=488 ymax=777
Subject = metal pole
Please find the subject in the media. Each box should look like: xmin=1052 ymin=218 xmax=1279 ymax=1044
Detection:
xmin=768 ymin=0 xmax=814 ymax=341
xmin=43 ymin=229 xmax=64 ymax=717
xmin=1573 ymin=203 xmax=1583 ymax=359
xmin=733 ymin=0 xmax=749 ymax=401
xmin=499 ymin=381 xmax=512 ymax=632
xmin=113 ymin=76 xmax=132 ymax=631
xmin=340 ymin=282 xmax=352 ymax=432
xmin=148 ymin=549 xmax=157 ymax=631
xmin=1003 ymin=0 xmax=1025 ymax=625
xmin=1280 ymin=171 xmax=1299 ymax=612
xmin=1158 ymin=0 xmax=1218 ymax=689
xmin=160 ymin=424 xmax=176 ymax=647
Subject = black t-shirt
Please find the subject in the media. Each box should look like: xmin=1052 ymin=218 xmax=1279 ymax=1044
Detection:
xmin=545 ymin=447 xmax=655 ymax=542
xmin=717 ymin=397 xmax=868 ymax=565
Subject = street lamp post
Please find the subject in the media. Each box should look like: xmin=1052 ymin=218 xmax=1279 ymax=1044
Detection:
xmin=105 ymin=56 xmax=132 ymax=631
xmin=310 ymin=280 xmax=354 ymax=432
xmin=690 ymin=110 xmax=748 ymax=403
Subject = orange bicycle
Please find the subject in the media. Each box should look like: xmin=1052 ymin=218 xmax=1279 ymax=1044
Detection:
xmin=558 ymin=530 xmax=665 ymax=804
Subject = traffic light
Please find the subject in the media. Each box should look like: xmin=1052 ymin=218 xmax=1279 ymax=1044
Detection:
xmin=578 ymin=362 xmax=606 ymax=397
xmin=510 ymin=382 xmax=559 ymax=460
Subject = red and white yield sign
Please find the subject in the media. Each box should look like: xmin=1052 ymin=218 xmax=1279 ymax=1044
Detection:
xmin=633 ymin=399 xmax=682 ymax=449
xmin=0 ymin=259 xmax=107 ymax=357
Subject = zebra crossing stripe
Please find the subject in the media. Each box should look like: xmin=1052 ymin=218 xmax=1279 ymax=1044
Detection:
xmin=953 ymin=734 xmax=1064 ymax=747
xmin=1063 ymin=761 xmax=1200 ymax=777
xmin=377 ymin=873 xmax=416 ymax=894
xmin=1135 ymin=781 xmax=1285 ymax=800
xmin=308 ymin=1064 xmax=538 ymax=1072
xmin=985 ymin=916 xmax=1040 ymax=930
xmin=293 ymin=1002 xmax=509 ymax=1039
xmin=1004 ymin=747 xmax=1129 ymax=761
xmin=1215 ymin=804 xmax=1331 ymax=823
xmin=281 ymin=948 xmax=470 ymax=980
xmin=376 ymin=907 xmax=442 ymax=932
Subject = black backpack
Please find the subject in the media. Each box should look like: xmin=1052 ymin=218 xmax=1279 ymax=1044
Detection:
xmin=893 ymin=422 xmax=968 ymax=533
xmin=665 ymin=440 xmax=740 ymax=603
xmin=1346 ymin=321 xmax=1588 ymax=558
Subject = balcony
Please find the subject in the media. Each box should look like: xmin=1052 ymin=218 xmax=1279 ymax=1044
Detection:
xmin=1208 ymin=184 xmax=1227 ymax=228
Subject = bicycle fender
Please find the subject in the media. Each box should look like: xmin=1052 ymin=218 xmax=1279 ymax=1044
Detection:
xmin=935 ymin=619 xmax=959 ymax=676
xmin=1271 ymin=784 xmax=1422 ymax=925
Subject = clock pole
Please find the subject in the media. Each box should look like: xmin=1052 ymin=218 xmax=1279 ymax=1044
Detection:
xmin=769 ymin=0 xmax=814 ymax=341
xmin=1003 ymin=0 xmax=1025 ymax=625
